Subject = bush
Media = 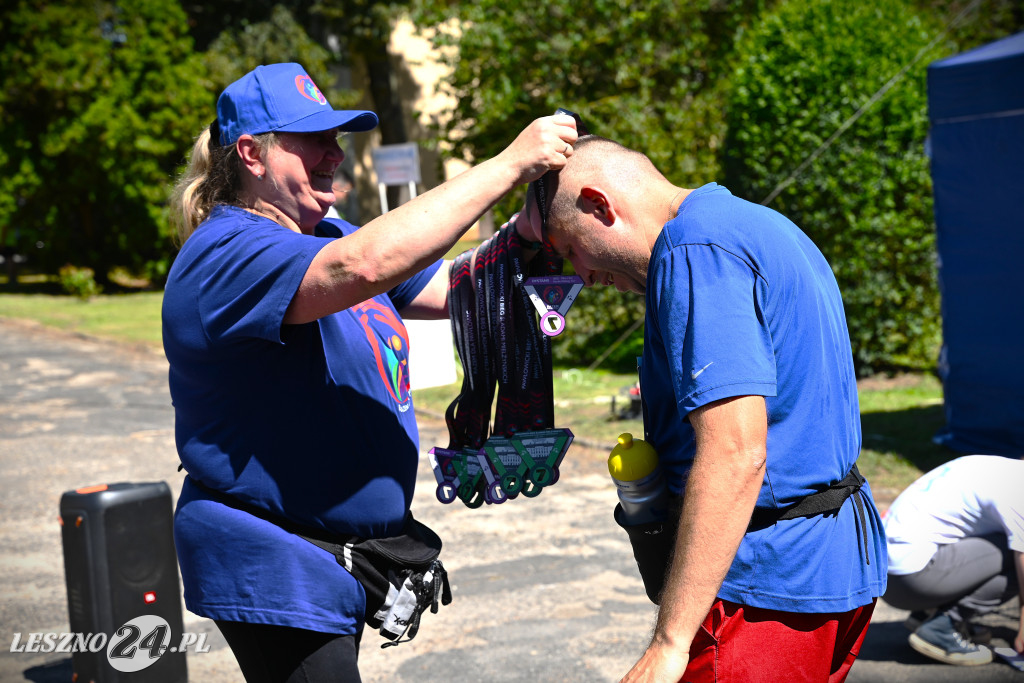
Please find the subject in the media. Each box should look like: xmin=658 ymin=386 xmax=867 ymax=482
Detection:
xmin=58 ymin=264 xmax=101 ymax=300
xmin=0 ymin=0 xmax=210 ymax=283
xmin=551 ymin=282 xmax=645 ymax=373
xmin=722 ymin=0 xmax=947 ymax=375
xmin=413 ymin=0 xmax=769 ymax=224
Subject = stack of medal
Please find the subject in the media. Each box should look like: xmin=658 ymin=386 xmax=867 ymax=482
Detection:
xmin=430 ymin=429 xmax=575 ymax=507
xmin=431 ymin=220 xmax=582 ymax=508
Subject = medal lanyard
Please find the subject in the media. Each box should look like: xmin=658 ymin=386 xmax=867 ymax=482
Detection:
xmin=532 ymin=108 xmax=589 ymax=246
xmin=448 ymin=107 xmax=589 ymax=451
xmin=446 ymin=225 xmax=562 ymax=451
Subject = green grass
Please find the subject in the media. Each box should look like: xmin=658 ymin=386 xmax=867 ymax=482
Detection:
xmin=415 ymin=369 xmax=954 ymax=502
xmin=0 ymin=290 xmax=164 ymax=347
xmin=1 ymin=284 xmax=956 ymax=500
xmin=857 ymin=373 xmax=949 ymax=498
xmin=412 ymin=365 xmax=644 ymax=448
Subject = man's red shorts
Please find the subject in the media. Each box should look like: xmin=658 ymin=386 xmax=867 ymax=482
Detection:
xmin=682 ymin=598 xmax=876 ymax=682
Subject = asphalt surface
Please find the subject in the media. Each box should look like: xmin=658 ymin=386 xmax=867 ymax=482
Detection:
xmin=1 ymin=316 xmax=1021 ymax=682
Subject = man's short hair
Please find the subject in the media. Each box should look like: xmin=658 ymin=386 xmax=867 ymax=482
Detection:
xmin=549 ymin=135 xmax=657 ymax=225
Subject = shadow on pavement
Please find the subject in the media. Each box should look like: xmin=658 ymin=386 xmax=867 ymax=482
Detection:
xmin=23 ymin=659 xmax=72 ymax=683
xmin=858 ymin=620 xmax=924 ymax=664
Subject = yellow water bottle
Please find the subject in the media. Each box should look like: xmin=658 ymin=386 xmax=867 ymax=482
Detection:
xmin=608 ymin=433 xmax=669 ymax=524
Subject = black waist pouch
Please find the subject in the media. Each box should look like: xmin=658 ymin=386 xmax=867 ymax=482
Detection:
xmin=613 ymin=502 xmax=680 ymax=605
xmin=186 ymin=479 xmax=451 ymax=645
xmin=299 ymin=514 xmax=453 ymax=645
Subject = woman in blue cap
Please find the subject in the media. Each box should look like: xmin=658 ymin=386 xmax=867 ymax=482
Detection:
xmin=164 ymin=62 xmax=577 ymax=682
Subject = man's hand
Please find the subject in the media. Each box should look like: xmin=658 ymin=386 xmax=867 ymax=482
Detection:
xmin=620 ymin=395 xmax=766 ymax=683
xmin=620 ymin=640 xmax=690 ymax=683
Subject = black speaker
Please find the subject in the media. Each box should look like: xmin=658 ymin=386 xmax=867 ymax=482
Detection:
xmin=60 ymin=482 xmax=187 ymax=683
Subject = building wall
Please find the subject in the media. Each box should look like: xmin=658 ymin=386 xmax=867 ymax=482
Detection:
xmin=345 ymin=18 xmax=489 ymax=238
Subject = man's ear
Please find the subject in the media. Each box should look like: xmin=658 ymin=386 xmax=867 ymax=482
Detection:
xmin=580 ymin=186 xmax=614 ymax=226
xmin=235 ymin=134 xmax=264 ymax=179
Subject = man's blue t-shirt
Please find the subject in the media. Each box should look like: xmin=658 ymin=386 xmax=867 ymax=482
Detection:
xmin=163 ymin=205 xmax=440 ymax=633
xmin=640 ymin=183 xmax=887 ymax=613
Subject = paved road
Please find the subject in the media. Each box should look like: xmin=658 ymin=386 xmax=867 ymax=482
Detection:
xmin=1 ymin=317 xmax=1020 ymax=682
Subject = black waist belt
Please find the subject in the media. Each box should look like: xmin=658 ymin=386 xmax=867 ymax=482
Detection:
xmin=185 ymin=477 xmax=452 ymax=645
xmin=748 ymin=463 xmax=871 ymax=565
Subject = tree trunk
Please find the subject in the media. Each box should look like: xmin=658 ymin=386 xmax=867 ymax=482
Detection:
xmin=362 ymin=35 xmax=407 ymax=210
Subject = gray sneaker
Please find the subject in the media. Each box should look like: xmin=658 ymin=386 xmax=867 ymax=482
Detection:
xmin=908 ymin=613 xmax=993 ymax=666
xmin=904 ymin=610 xmax=991 ymax=644
xmin=903 ymin=609 xmax=936 ymax=632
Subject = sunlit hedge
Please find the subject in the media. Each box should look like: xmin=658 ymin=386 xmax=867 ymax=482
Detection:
xmin=722 ymin=0 xmax=947 ymax=375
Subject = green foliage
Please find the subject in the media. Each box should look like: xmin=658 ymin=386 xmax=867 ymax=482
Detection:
xmin=203 ymin=5 xmax=362 ymax=109
xmin=722 ymin=0 xmax=950 ymax=375
xmin=313 ymin=0 xmax=411 ymax=49
xmin=915 ymin=0 xmax=1023 ymax=49
xmin=412 ymin=0 xmax=771 ymax=369
xmin=551 ymin=283 xmax=645 ymax=372
xmin=411 ymin=0 xmax=770 ymax=219
xmin=0 ymin=0 xmax=211 ymax=284
xmin=412 ymin=0 xmax=1018 ymax=377
xmin=58 ymin=264 xmax=102 ymax=299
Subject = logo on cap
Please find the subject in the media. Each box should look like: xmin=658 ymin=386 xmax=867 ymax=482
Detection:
xmin=295 ymin=75 xmax=327 ymax=105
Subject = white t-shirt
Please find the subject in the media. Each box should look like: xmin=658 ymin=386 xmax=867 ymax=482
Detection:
xmin=884 ymin=455 xmax=1024 ymax=575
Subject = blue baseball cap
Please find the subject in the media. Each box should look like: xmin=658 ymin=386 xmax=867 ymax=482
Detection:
xmin=217 ymin=63 xmax=378 ymax=146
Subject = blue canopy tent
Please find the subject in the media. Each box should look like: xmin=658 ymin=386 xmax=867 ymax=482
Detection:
xmin=928 ymin=31 xmax=1024 ymax=456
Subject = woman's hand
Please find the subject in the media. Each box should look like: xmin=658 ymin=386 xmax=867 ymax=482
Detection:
xmin=497 ymin=114 xmax=578 ymax=185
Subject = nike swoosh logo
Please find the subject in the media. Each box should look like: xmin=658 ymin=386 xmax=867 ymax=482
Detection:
xmin=691 ymin=362 xmax=714 ymax=379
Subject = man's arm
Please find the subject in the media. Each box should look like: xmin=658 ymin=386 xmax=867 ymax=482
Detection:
xmin=621 ymin=395 xmax=767 ymax=683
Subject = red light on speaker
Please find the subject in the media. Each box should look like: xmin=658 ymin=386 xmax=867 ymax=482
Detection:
xmin=144 ymin=591 xmax=157 ymax=604
xmin=75 ymin=484 xmax=109 ymax=494
xmin=75 ymin=516 xmax=83 ymax=528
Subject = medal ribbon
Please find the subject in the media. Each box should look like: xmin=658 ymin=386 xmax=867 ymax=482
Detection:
xmin=446 ymin=224 xmax=562 ymax=451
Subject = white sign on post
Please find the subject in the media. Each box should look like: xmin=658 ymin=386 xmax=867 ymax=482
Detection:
xmin=371 ymin=143 xmax=421 ymax=213
xmin=404 ymin=319 xmax=457 ymax=390
xmin=371 ymin=143 xmax=421 ymax=185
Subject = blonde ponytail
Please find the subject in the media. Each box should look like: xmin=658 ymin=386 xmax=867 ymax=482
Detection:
xmin=168 ymin=126 xmax=277 ymax=246
xmin=169 ymin=128 xmax=215 ymax=245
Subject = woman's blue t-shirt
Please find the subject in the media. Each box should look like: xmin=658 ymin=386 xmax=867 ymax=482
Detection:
xmin=163 ymin=205 xmax=441 ymax=633
xmin=640 ymin=184 xmax=888 ymax=613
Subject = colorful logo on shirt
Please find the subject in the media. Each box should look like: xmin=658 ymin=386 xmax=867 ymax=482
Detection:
xmin=294 ymin=75 xmax=327 ymax=105
xmin=355 ymin=301 xmax=411 ymax=409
